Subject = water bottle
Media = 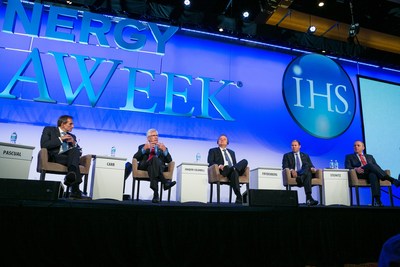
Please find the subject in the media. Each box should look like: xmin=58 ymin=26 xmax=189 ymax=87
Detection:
xmin=111 ymin=146 xmax=116 ymax=157
xmin=10 ymin=132 xmax=17 ymax=144
xmin=329 ymin=160 xmax=334 ymax=169
xmin=195 ymin=152 xmax=201 ymax=163
xmin=334 ymin=160 xmax=339 ymax=169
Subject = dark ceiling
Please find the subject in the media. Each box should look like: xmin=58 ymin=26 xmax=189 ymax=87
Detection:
xmin=289 ymin=0 xmax=400 ymax=37
xmin=33 ymin=0 xmax=400 ymax=67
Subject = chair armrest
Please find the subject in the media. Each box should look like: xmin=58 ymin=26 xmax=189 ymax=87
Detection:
xmin=208 ymin=164 xmax=220 ymax=183
xmin=167 ymin=161 xmax=175 ymax=173
xmin=312 ymin=168 xmax=323 ymax=179
xmin=79 ymin=154 xmax=92 ymax=167
xmin=282 ymin=168 xmax=291 ymax=185
xmin=348 ymin=169 xmax=359 ymax=186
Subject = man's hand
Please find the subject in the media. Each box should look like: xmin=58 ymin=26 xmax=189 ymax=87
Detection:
xmin=290 ymin=169 xmax=298 ymax=178
xmin=355 ymin=167 xmax=364 ymax=174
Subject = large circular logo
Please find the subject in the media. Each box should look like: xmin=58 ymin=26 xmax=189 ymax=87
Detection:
xmin=282 ymin=54 xmax=356 ymax=139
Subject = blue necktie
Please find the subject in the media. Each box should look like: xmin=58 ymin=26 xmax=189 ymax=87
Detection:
xmin=295 ymin=153 xmax=301 ymax=171
xmin=61 ymin=132 xmax=68 ymax=152
xmin=223 ymin=149 xmax=233 ymax=167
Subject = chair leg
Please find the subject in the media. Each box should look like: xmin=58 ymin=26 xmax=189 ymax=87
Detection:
xmin=229 ymin=187 xmax=232 ymax=203
xmin=349 ymin=187 xmax=354 ymax=206
xmin=40 ymin=171 xmax=46 ymax=181
xmin=389 ymin=186 xmax=393 ymax=207
xmin=83 ymin=174 xmax=88 ymax=195
xmin=131 ymin=178 xmax=136 ymax=202
xmin=160 ymin=183 xmax=163 ymax=202
xmin=209 ymin=184 xmax=213 ymax=203
xmin=319 ymin=185 xmax=323 ymax=205
xmin=355 ymin=186 xmax=360 ymax=206
xmin=168 ymin=187 xmax=171 ymax=202
xmin=217 ymin=182 xmax=220 ymax=204
xmin=136 ymin=180 xmax=141 ymax=200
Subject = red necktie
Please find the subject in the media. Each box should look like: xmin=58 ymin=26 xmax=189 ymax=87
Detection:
xmin=147 ymin=147 xmax=155 ymax=161
xmin=359 ymin=154 xmax=367 ymax=166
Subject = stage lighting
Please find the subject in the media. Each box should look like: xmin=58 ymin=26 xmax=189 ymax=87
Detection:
xmin=318 ymin=1 xmax=325 ymax=7
xmin=242 ymin=11 xmax=250 ymax=19
xmin=307 ymin=25 xmax=316 ymax=34
xmin=349 ymin=23 xmax=360 ymax=37
xmin=183 ymin=0 xmax=191 ymax=7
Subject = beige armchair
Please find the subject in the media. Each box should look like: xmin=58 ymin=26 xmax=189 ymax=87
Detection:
xmin=208 ymin=164 xmax=250 ymax=203
xmin=282 ymin=168 xmax=323 ymax=203
xmin=36 ymin=148 xmax=92 ymax=195
xmin=348 ymin=169 xmax=393 ymax=206
xmin=131 ymin=158 xmax=175 ymax=202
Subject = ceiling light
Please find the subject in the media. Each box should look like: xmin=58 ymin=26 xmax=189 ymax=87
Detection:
xmin=318 ymin=1 xmax=325 ymax=7
xmin=218 ymin=27 xmax=224 ymax=32
xmin=183 ymin=0 xmax=191 ymax=7
xmin=308 ymin=25 xmax=317 ymax=34
xmin=242 ymin=11 xmax=250 ymax=18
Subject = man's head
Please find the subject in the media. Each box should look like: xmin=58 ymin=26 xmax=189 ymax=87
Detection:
xmin=291 ymin=140 xmax=301 ymax=153
xmin=353 ymin=140 xmax=365 ymax=154
xmin=146 ymin=128 xmax=159 ymax=144
xmin=57 ymin=115 xmax=74 ymax=132
xmin=217 ymin=134 xmax=229 ymax=148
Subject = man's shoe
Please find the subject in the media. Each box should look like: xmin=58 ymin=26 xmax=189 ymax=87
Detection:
xmin=306 ymin=198 xmax=318 ymax=206
xmin=164 ymin=181 xmax=176 ymax=190
xmin=64 ymin=172 xmax=76 ymax=186
xmin=69 ymin=190 xmax=91 ymax=200
xmin=373 ymin=199 xmax=384 ymax=207
xmin=152 ymin=193 xmax=159 ymax=203
xmin=392 ymin=177 xmax=400 ymax=187
xmin=235 ymin=196 xmax=243 ymax=204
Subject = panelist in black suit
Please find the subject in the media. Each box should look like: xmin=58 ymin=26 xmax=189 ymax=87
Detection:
xmin=282 ymin=140 xmax=318 ymax=206
xmin=345 ymin=140 xmax=400 ymax=207
xmin=207 ymin=134 xmax=248 ymax=204
xmin=40 ymin=115 xmax=89 ymax=199
xmin=133 ymin=128 xmax=176 ymax=203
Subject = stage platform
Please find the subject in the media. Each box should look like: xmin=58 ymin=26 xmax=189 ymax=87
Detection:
xmin=0 ymin=198 xmax=398 ymax=267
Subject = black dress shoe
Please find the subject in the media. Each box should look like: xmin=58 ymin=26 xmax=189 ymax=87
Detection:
xmin=64 ymin=172 xmax=76 ymax=186
xmin=373 ymin=199 xmax=384 ymax=207
xmin=152 ymin=193 xmax=159 ymax=203
xmin=392 ymin=178 xmax=400 ymax=187
xmin=235 ymin=196 xmax=243 ymax=204
xmin=306 ymin=198 xmax=318 ymax=206
xmin=163 ymin=181 xmax=176 ymax=190
xmin=69 ymin=190 xmax=91 ymax=200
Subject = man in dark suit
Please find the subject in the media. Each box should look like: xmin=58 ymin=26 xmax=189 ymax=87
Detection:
xmin=40 ymin=115 xmax=89 ymax=199
xmin=345 ymin=140 xmax=400 ymax=207
xmin=133 ymin=128 xmax=176 ymax=203
xmin=282 ymin=140 xmax=318 ymax=206
xmin=207 ymin=134 xmax=248 ymax=204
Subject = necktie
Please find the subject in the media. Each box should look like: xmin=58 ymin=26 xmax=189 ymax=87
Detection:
xmin=61 ymin=132 xmax=68 ymax=152
xmin=147 ymin=147 xmax=155 ymax=161
xmin=359 ymin=154 xmax=367 ymax=166
xmin=295 ymin=153 xmax=301 ymax=171
xmin=223 ymin=149 xmax=233 ymax=167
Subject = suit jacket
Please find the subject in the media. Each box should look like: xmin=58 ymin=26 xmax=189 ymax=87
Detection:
xmin=40 ymin=126 xmax=80 ymax=159
xmin=133 ymin=144 xmax=172 ymax=170
xmin=282 ymin=151 xmax=314 ymax=170
xmin=345 ymin=153 xmax=377 ymax=169
xmin=207 ymin=147 xmax=237 ymax=167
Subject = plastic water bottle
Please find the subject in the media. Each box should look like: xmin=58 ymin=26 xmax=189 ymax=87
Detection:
xmin=334 ymin=160 xmax=339 ymax=169
xmin=195 ymin=152 xmax=201 ymax=163
xmin=329 ymin=160 xmax=334 ymax=169
xmin=10 ymin=132 xmax=17 ymax=144
xmin=111 ymin=146 xmax=116 ymax=157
